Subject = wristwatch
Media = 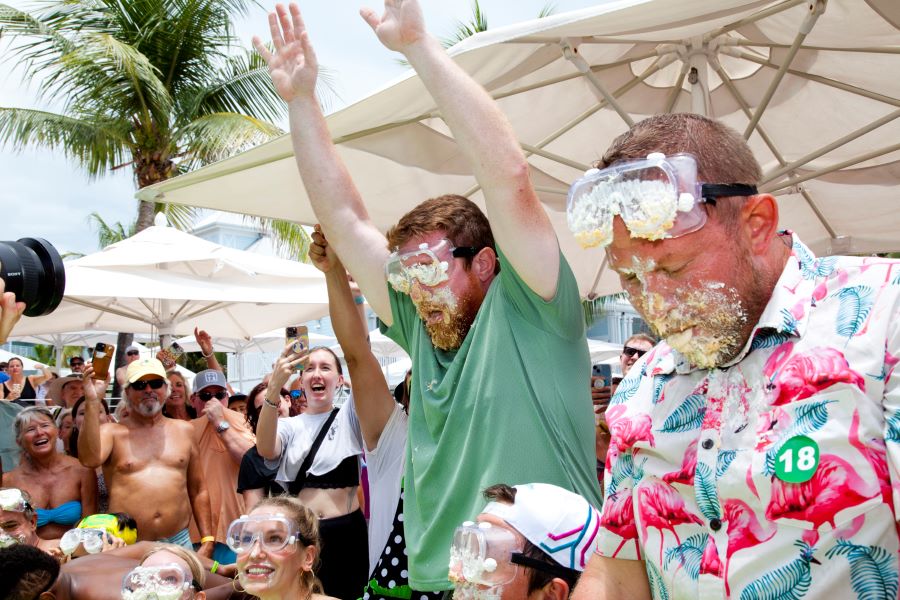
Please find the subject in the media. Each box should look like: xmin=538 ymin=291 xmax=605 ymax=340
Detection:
xmin=215 ymin=421 xmax=231 ymax=434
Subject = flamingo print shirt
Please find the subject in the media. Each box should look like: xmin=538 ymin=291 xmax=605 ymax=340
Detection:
xmin=597 ymin=234 xmax=900 ymax=599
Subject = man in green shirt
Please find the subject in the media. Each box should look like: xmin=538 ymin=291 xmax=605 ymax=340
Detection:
xmin=256 ymin=0 xmax=601 ymax=592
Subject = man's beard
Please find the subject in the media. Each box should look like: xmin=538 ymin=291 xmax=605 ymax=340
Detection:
xmin=411 ymin=286 xmax=478 ymax=351
xmin=637 ymin=283 xmax=749 ymax=369
xmin=131 ymin=398 xmax=163 ymax=417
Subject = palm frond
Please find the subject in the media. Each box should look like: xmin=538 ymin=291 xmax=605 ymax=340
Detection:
xmin=57 ymin=32 xmax=172 ymax=123
xmin=154 ymin=203 xmax=197 ymax=231
xmin=88 ymin=211 xmax=136 ymax=248
xmin=0 ymin=107 xmax=130 ymax=176
xmin=582 ymin=292 xmax=629 ymax=327
xmin=537 ymin=3 xmax=558 ymax=18
xmin=177 ymin=112 xmax=282 ymax=167
xmin=442 ymin=0 xmax=489 ymax=48
xmin=244 ymin=217 xmax=312 ymax=262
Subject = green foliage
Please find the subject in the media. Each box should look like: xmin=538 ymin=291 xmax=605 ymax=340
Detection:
xmin=582 ymin=292 xmax=627 ymax=327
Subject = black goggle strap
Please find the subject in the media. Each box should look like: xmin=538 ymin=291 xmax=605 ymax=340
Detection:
xmin=451 ymin=246 xmax=479 ymax=258
xmin=191 ymin=580 xmax=203 ymax=592
xmin=510 ymin=553 xmax=581 ymax=582
xmin=700 ymin=183 xmax=758 ymax=203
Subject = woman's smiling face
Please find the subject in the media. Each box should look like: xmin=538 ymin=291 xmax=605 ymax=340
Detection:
xmin=236 ymin=506 xmax=315 ymax=597
xmin=300 ymin=349 xmax=343 ymax=413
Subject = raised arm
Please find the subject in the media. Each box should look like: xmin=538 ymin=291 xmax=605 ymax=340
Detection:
xmin=77 ymin=366 xmax=115 ymax=469
xmin=256 ymin=345 xmax=304 ymax=460
xmin=254 ymin=5 xmax=393 ymax=323
xmin=186 ymin=436 xmax=215 ymax=559
xmin=311 ymin=226 xmax=395 ymax=449
xmin=193 ymin=328 xmax=235 ymax=395
xmin=361 ymin=0 xmax=560 ymax=299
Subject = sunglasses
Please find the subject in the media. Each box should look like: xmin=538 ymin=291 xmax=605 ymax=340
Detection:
xmin=622 ymin=346 xmax=648 ymax=358
xmin=126 ymin=351 xmax=140 ymax=356
xmin=70 ymin=361 xmax=84 ymax=366
xmin=198 ymin=390 xmax=228 ymax=402
xmin=130 ymin=378 xmax=166 ymax=391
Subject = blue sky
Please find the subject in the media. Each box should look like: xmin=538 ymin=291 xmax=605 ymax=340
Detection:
xmin=3 ymin=1 xmax=600 ymax=257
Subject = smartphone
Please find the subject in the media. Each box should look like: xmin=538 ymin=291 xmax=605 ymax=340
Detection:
xmin=91 ymin=343 xmax=115 ymax=380
xmin=592 ymin=363 xmax=612 ymax=387
xmin=158 ymin=342 xmax=184 ymax=369
xmin=286 ymin=325 xmax=310 ymax=355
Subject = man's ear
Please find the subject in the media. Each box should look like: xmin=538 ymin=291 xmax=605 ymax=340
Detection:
xmin=541 ymin=578 xmax=570 ymax=600
xmin=741 ymin=194 xmax=780 ymax=256
xmin=471 ymin=247 xmax=497 ymax=284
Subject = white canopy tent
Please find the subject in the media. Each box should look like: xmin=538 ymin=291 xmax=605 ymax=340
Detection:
xmin=14 ymin=218 xmax=331 ymax=341
xmin=138 ymin=0 xmax=900 ymax=299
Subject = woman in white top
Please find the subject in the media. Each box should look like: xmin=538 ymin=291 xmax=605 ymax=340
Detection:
xmin=257 ymin=343 xmax=368 ymax=599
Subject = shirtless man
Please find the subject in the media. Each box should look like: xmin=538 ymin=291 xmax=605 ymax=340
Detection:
xmin=77 ymin=359 xmax=215 ymax=557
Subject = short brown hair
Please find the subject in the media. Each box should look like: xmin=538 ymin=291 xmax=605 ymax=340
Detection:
xmin=386 ymin=195 xmax=497 ymax=271
xmin=600 ymin=114 xmax=760 ymax=231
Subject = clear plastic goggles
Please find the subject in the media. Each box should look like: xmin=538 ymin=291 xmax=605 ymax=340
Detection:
xmin=78 ymin=513 xmax=138 ymax=545
xmin=60 ymin=527 xmax=107 ymax=556
xmin=0 ymin=488 xmax=31 ymax=513
xmin=121 ymin=564 xmax=195 ymax=600
xmin=449 ymin=521 xmax=521 ymax=588
xmin=566 ymin=152 xmax=757 ymax=248
xmin=0 ymin=532 xmax=24 ymax=548
xmin=385 ymin=239 xmax=478 ymax=293
xmin=226 ymin=514 xmax=304 ymax=555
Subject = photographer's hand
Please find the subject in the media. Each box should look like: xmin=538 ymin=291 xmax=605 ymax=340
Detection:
xmin=0 ymin=280 xmax=26 ymax=345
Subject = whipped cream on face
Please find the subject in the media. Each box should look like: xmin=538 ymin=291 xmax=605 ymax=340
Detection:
xmin=619 ymin=258 xmax=747 ymax=369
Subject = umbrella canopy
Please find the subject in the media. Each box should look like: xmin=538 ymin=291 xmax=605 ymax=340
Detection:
xmin=14 ymin=221 xmax=330 ymax=339
xmin=174 ymin=329 xmax=337 ymax=354
xmin=139 ymin=0 xmax=900 ymax=298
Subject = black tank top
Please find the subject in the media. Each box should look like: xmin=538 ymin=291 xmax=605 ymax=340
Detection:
xmin=3 ymin=378 xmax=36 ymax=400
xmin=303 ymin=454 xmax=360 ymax=489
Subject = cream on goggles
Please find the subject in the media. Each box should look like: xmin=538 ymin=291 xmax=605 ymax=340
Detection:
xmin=449 ymin=521 xmax=521 ymax=587
xmin=60 ymin=527 xmax=107 ymax=556
xmin=566 ymin=152 xmax=757 ymax=248
xmin=0 ymin=488 xmax=32 ymax=513
xmin=385 ymin=239 xmax=478 ymax=293
xmin=226 ymin=514 xmax=309 ymax=555
xmin=0 ymin=532 xmax=24 ymax=548
xmin=121 ymin=563 xmax=199 ymax=600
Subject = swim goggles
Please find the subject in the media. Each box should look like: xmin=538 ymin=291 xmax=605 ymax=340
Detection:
xmin=0 ymin=488 xmax=32 ymax=513
xmin=566 ymin=152 xmax=757 ymax=248
xmin=59 ymin=527 xmax=108 ymax=556
xmin=121 ymin=563 xmax=200 ymax=600
xmin=385 ymin=239 xmax=478 ymax=293
xmin=226 ymin=514 xmax=310 ymax=555
xmin=78 ymin=513 xmax=138 ymax=545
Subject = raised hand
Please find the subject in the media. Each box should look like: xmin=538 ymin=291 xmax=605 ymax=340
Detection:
xmin=194 ymin=327 xmax=213 ymax=357
xmin=0 ymin=279 xmax=26 ymax=345
xmin=270 ymin=341 xmax=309 ymax=392
xmin=309 ymin=224 xmax=340 ymax=274
xmin=253 ymin=3 xmax=319 ymax=103
xmin=360 ymin=0 xmax=427 ymax=53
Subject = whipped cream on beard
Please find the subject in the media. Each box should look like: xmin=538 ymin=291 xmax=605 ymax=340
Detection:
xmin=409 ymin=285 xmax=475 ymax=351
xmin=621 ymin=258 xmax=747 ymax=369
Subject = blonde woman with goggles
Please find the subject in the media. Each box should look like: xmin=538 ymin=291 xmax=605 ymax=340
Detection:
xmin=120 ymin=544 xmax=206 ymax=600
xmin=228 ymin=496 xmax=338 ymax=600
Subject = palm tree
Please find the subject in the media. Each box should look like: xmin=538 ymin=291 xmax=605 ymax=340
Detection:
xmin=0 ymin=0 xmax=331 ymax=249
xmin=0 ymin=0 xmax=332 ymax=394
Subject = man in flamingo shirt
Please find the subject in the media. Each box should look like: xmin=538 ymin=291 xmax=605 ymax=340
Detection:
xmin=570 ymin=113 xmax=900 ymax=599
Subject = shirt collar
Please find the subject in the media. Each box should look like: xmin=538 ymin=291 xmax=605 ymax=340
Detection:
xmin=649 ymin=232 xmax=816 ymax=376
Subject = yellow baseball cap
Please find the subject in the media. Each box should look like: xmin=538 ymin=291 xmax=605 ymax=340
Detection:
xmin=125 ymin=358 xmax=167 ymax=386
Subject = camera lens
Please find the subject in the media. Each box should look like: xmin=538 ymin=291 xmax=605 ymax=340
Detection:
xmin=0 ymin=238 xmax=66 ymax=317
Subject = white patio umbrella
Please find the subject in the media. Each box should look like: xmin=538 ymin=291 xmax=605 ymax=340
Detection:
xmin=139 ymin=0 xmax=900 ymax=298
xmin=14 ymin=217 xmax=331 ymax=340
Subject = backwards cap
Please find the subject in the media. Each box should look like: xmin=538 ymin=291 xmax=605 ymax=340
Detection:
xmin=482 ymin=483 xmax=600 ymax=572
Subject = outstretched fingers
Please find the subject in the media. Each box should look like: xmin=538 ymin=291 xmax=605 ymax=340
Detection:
xmin=359 ymin=6 xmax=380 ymax=32
xmin=268 ymin=10 xmax=285 ymax=51
xmin=252 ymin=36 xmax=273 ymax=63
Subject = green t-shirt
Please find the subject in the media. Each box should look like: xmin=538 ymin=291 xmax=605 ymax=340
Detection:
xmin=381 ymin=248 xmax=602 ymax=591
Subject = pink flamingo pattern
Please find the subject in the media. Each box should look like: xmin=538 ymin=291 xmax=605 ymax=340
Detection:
xmin=594 ymin=235 xmax=900 ymax=598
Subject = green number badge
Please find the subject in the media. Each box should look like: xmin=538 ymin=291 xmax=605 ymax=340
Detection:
xmin=774 ymin=435 xmax=820 ymax=483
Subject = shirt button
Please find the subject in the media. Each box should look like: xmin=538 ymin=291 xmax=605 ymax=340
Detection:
xmin=701 ymin=438 xmax=714 ymax=450
xmin=710 ymin=518 xmax=722 ymax=531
